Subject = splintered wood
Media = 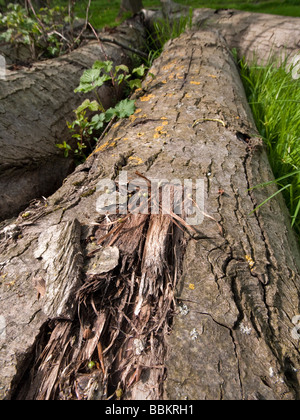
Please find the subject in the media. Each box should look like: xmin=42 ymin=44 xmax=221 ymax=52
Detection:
xmin=18 ymin=180 xmax=187 ymax=400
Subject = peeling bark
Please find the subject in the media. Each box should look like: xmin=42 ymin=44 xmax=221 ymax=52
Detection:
xmin=0 ymin=29 xmax=300 ymax=400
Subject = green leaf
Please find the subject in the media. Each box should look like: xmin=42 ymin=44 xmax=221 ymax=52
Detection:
xmin=105 ymin=107 xmax=117 ymax=122
xmin=132 ymin=65 xmax=146 ymax=77
xmin=105 ymin=99 xmax=136 ymax=120
xmin=56 ymin=141 xmax=71 ymax=158
xmin=90 ymin=113 xmax=106 ymax=130
xmin=77 ymin=141 xmax=87 ymax=150
xmin=93 ymin=73 xmax=111 ymax=87
xmin=74 ymin=99 xmax=102 ymax=118
xmin=115 ymin=64 xmax=129 ymax=74
xmin=74 ymin=82 xmax=94 ymax=94
xmin=117 ymin=73 xmax=125 ymax=84
xmin=89 ymin=100 xmax=102 ymax=112
xmin=93 ymin=60 xmax=113 ymax=73
xmin=80 ymin=68 xmax=101 ymax=84
xmin=113 ymin=99 xmax=136 ymax=118
xmin=75 ymin=99 xmax=101 ymax=114
xmin=128 ymin=79 xmax=142 ymax=90
xmin=75 ymin=70 xmax=111 ymax=93
xmin=92 ymin=60 xmax=106 ymax=70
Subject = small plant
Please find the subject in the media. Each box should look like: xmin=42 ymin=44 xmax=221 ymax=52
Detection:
xmin=57 ymin=60 xmax=147 ymax=161
xmin=0 ymin=2 xmax=79 ymax=61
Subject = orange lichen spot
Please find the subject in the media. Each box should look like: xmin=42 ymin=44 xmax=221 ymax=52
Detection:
xmin=129 ymin=156 xmax=144 ymax=165
xmin=162 ymin=62 xmax=175 ymax=71
xmin=245 ymin=255 xmax=255 ymax=270
xmin=189 ymin=283 xmax=195 ymax=290
xmin=154 ymin=125 xmax=168 ymax=139
xmin=137 ymin=132 xmax=145 ymax=137
xmin=89 ymin=140 xmax=111 ymax=158
xmin=162 ymin=80 xmax=168 ymax=84
xmin=190 ymin=81 xmax=201 ymax=85
xmin=208 ymin=74 xmax=218 ymax=79
xmin=140 ymin=94 xmax=155 ymax=102
xmin=88 ymin=136 xmax=121 ymax=158
xmin=92 ymin=140 xmax=109 ymax=154
xmin=129 ymin=114 xmax=137 ymax=123
xmin=135 ymin=108 xmax=142 ymax=114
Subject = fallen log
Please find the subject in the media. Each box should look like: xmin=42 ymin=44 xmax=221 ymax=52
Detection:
xmin=1 ymin=29 xmax=300 ymax=400
xmin=144 ymin=7 xmax=300 ymax=63
xmin=193 ymin=8 xmax=300 ymax=63
xmin=0 ymin=15 xmax=147 ymax=221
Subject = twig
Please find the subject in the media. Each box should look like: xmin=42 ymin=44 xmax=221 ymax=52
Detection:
xmin=25 ymin=0 xmax=47 ymax=43
xmin=192 ymin=118 xmax=227 ymax=128
xmin=97 ymin=342 xmax=105 ymax=374
xmin=84 ymin=33 xmax=148 ymax=59
xmin=47 ymin=30 xmax=72 ymax=47
xmin=68 ymin=0 xmax=76 ymax=39
xmin=99 ymin=37 xmax=148 ymax=59
xmin=97 ymin=116 xmax=117 ymax=144
xmin=73 ymin=0 xmax=91 ymax=46
xmin=87 ymin=22 xmax=109 ymax=61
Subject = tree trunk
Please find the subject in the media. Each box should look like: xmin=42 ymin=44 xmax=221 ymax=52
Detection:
xmin=0 ymin=15 xmax=147 ymax=222
xmin=1 ymin=29 xmax=300 ymax=400
xmin=118 ymin=0 xmax=144 ymax=18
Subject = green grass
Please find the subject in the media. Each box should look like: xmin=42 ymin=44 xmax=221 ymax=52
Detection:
xmin=239 ymin=56 xmax=300 ymax=241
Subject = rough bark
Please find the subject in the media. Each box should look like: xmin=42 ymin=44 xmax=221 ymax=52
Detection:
xmin=1 ymin=29 xmax=300 ymax=400
xmin=0 ymin=15 xmax=147 ymax=221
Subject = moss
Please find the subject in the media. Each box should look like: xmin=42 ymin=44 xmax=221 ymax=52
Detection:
xmin=73 ymin=180 xmax=85 ymax=187
xmin=81 ymin=187 xmax=96 ymax=198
